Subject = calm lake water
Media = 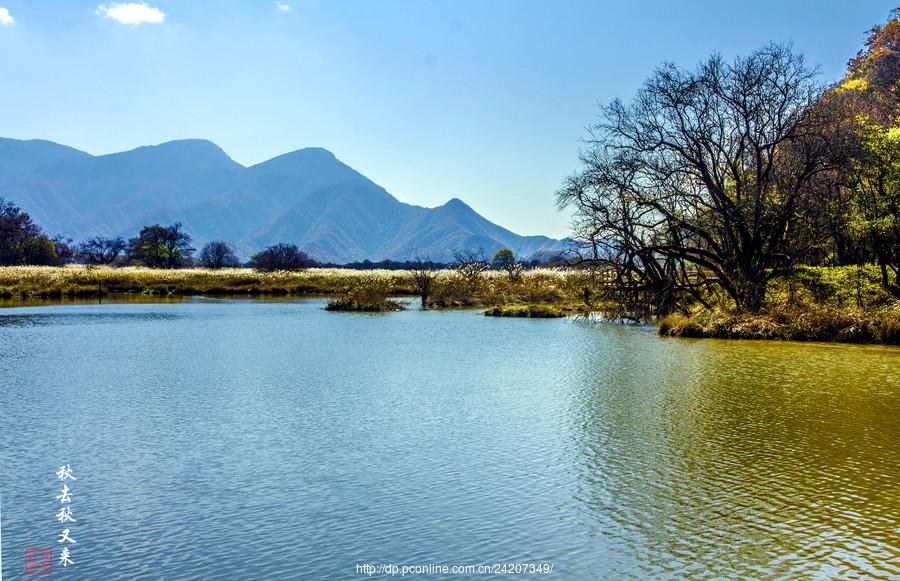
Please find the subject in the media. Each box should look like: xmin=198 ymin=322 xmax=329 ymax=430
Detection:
xmin=1 ymin=298 xmax=898 ymax=579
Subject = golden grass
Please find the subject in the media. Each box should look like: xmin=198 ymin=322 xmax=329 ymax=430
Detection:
xmin=483 ymin=304 xmax=579 ymax=318
xmin=0 ymin=265 xmax=403 ymax=295
xmin=325 ymin=276 xmax=404 ymax=312
xmin=0 ymin=265 xmax=586 ymax=303
xmin=658 ymin=302 xmax=900 ymax=345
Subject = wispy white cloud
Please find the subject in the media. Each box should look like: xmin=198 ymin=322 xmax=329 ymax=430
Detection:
xmin=0 ymin=7 xmax=15 ymax=27
xmin=96 ymin=2 xmax=165 ymax=25
xmin=275 ymin=1 xmax=291 ymax=13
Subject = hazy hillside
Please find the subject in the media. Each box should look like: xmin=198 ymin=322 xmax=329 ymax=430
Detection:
xmin=0 ymin=137 xmax=567 ymax=263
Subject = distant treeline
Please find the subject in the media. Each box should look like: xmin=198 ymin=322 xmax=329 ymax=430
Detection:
xmin=320 ymin=255 xmax=561 ymax=270
xmin=0 ymin=210 xmax=311 ymax=270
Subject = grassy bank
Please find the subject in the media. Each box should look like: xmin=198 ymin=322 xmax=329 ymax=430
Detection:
xmin=658 ymin=304 xmax=900 ymax=344
xmin=658 ymin=265 xmax=900 ymax=345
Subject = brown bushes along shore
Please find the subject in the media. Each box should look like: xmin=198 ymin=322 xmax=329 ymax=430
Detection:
xmin=658 ymin=305 xmax=900 ymax=345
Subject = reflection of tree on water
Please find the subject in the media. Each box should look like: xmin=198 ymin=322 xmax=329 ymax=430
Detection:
xmin=566 ymin=333 xmax=900 ymax=578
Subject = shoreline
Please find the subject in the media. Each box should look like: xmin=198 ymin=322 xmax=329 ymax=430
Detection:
xmin=1 ymin=265 xmax=898 ymax=347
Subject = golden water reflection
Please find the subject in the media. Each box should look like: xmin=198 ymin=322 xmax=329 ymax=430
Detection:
xmin=570 ymin=335 xmax=900 ymax=578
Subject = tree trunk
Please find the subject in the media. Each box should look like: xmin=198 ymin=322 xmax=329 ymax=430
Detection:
xmin=735 ymin=272 xmax=767 ymax=313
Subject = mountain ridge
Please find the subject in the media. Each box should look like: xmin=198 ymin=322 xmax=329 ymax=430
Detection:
xmin=0 ymin=137 xmax=568 ymax=263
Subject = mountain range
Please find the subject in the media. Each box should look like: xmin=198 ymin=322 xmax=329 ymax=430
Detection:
xmin=0 ymin=137 xmax=567 ymax=263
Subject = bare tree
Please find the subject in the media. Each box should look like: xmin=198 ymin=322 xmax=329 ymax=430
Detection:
xmin=251 ymin=243 xmax=313 ymax=271
xmin=452 ymin=248 xmax=489 ymax=291
xmin=199 ymin=240 xmax=240 ymax=269
xmin=409 ymin=255 xmax=438 ymax=307
xmin=79 ymin=236 xmax=126 ymax=265
xmin=52 ymin=235 xmax=75 ymax=264
xmin=557 ymin=181 xmax=706 ymax=317
xmin=559 ymin=45 xmax=838 ymax=312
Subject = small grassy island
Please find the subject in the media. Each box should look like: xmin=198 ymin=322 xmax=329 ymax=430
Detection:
xmin=483 ymin=304 xmax=572 ymax=318
xmin=324 ymin=277 xmax=404 ymax=312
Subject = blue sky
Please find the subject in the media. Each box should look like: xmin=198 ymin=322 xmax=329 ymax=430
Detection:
xmin=0 ymin=1 xmax=893 ymax=238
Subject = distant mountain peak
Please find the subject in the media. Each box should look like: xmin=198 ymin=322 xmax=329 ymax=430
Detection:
xmin=289 ymin=146 xmax=336 ymax=159
xmin=441 ymin=197 xmax=475 ymax=211
xmin=249 ymin=147 xmax=349 ymax=175
xmin=160 ymin=138 xmax=219 ymax=147
xmin=127 ymin=138 xmax=234 ymax=160
xmin=254 ymin=147 xmax=336 ymax=165
xmin=91 ymin=139 xmax=242 ymax=175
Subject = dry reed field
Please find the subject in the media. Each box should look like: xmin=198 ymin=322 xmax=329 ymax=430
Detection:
xmin=0 ymin=265 xmax=588 ymax=304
